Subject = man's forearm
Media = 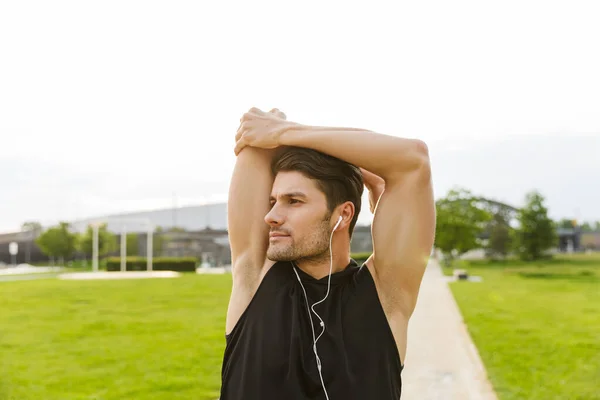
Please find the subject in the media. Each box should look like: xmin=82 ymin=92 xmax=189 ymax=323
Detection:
xmin=228 ymin=146 xmax=276 ymax=263
xmin=278 ymin=124 xmax=429 ymax=183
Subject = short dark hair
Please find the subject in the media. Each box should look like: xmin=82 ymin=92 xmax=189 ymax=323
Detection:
xmin=271 ymin=147 xmax=364 ymax=238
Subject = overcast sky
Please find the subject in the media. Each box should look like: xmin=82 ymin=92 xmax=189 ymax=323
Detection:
xmin=1 ymin=0 xmax=599 ymax=233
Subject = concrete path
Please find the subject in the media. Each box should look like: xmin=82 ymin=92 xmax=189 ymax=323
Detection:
xmin=0 ymin=273 xmax=59 ymax=283
xmin=402 ymin=259 xmax=498 ymax=400
xmin=0 ymin=265 xmax=64 ymax=283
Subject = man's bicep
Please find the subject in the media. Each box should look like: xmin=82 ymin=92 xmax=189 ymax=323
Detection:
xmin=227 ymin=148 xmax=274 ymax=274
xmin=371 ymin=170 xmax=436 ymax=317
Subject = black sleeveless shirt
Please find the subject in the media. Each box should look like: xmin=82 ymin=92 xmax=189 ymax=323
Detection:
xmin=220 ymin=259 xmax=404 ymax=399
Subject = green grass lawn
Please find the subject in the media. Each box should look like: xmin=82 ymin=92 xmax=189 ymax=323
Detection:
xmin=448 ymin=253 xmax=600 ymax=400
xmin=3 ymin=254 xmax=599 ymax=400
xmin=0 ymin=273 xmax=232 ymax=400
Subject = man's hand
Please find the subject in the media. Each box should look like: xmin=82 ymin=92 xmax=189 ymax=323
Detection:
xmin=268 ymin=108 xmax=286 ymax=120
xmin=234 ymin=107 xmax=294 ymax=155
xmin=360 ymin=167 xmax=385 ymax=214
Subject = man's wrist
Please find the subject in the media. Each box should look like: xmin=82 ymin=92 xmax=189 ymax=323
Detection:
xmin=278 ymin=122 xmax=306 ymax=147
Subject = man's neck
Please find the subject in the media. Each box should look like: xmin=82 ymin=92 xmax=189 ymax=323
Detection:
xmin=294 ymin=252 xmax=351 ymax=280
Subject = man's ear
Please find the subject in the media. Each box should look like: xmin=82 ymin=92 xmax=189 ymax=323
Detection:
xmin=338 ymin=201 xmax=356 ymax=227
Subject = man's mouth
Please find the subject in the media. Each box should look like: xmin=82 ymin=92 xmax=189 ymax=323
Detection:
xmin=269 ymin=232 xmax=290 ymax=238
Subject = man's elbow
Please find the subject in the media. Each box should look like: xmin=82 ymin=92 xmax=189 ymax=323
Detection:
xmin=387 ymin=139 xmax=431 ymax=183
xmin=414 ymin=140 xmax=432 ymax=180
xmin=413 ymin=139 xmax=429 ymax=158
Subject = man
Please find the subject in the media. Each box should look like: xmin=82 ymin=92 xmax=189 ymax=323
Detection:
xmin=219 ymin=107 xmax=435 ymax=399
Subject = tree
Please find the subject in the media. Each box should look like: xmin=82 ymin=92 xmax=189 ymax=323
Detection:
xmin=153 ymin=226 xmax=165 ymax=257
xmin=20 ymin=221 xmax=44 ymax=263
xmin=580 ymin=222 xmax=593 ymax=232
xmin=558 ymin=218 xmax=576 ymax=229
xmin=21 ymin=221 xmax=43 ymax=233
xmin=126 ymin=233 xmax=139 ymax=256
xmin=486 ymin=211 xmax=513 ymax=259
xmin=594 ymin=221 xmax=600 ymax=232
xmin=36 ymin=222 xmax=78 ymax=262
xmin=514 ymin=191 xmax=557 ymax=260
xmin=77 ymin=223 xmax=117 ymax=258
xmin=434 ymin=188 xmax=491 ymax=266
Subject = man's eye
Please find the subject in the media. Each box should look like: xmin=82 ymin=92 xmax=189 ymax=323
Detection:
xmin=290 ymin=199 xmax=300 ymax=204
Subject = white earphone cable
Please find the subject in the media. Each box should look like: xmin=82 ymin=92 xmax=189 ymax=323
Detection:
xmin=292 ymin=215 xmax=341 ymax=400
xmin=293 ymin=267 xmax=328 ymax=399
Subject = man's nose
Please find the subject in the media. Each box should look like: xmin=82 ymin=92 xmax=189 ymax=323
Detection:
xmin=264 ymin=206 xmax=284 ymax=227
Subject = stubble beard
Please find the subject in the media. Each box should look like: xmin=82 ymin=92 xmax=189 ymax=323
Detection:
xmin=267 ymin=212 xmax=333 ymax=265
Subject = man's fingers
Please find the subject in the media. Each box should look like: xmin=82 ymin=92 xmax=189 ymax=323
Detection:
xmin=360 ymin=167 xmax=380 ymax=184
xmin=241 ymin=108 xmax=261 ymax=124
xmin=361 ymin=168 xmax=385 ymax=182
xmin=269 ymin=108 xmax=286 ymax=119
xmin=234 ymin=138 xmax=246 ymax=156
xmin=241 ymin=112 xmax=254 ymax=123
xmin=235 ymin=119 xmax=244 ymax=140
xmin=359 ymin=167 xmax=373 ymax=177
xmin=236 ymin=121 xmax=252 ymax=142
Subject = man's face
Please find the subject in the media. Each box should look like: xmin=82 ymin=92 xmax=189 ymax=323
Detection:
xmin=265 ymin=171 xmax=333 ymax=263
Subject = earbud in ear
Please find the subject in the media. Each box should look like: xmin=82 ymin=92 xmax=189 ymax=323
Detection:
xmin=333 ymin=215 xmax=343 ymax=231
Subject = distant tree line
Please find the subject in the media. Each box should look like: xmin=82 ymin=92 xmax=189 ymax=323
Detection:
xmin=20 ymin=222 xmax=173 ymax=265
xmin=434 ymin=187 xmax=598 ymax=266
xmin=19 ymin=192 xmax=599 ymax=267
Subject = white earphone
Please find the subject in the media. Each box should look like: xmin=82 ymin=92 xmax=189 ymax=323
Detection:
xmin=292 ymin=215 xmax=342 ymax=400
xmin=334 ymin=215 xmax=342 ymax=230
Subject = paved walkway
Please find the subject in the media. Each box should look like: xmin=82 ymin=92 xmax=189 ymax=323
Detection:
xmin=0 ymin=265 xmax=63 ymax=283
xmin=0 ymin=273 xmax=59 ymax=282
xmin=402 ymin=259 xmax=498 ymax=400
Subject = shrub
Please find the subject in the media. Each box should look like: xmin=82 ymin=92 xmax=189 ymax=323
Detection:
xmin=105 ymin=257 xmax=198 ymax=272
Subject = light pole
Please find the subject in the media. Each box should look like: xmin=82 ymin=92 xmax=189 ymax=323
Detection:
xmin=147 ymin=229 xmax=153 ymax=271
xmin=120 ymin=224 xmax=127 ymax=272
xmin=92 ymin=223 xmax=99 ymax=272
xmin=91 ymin=218 xmax=154 ymax=273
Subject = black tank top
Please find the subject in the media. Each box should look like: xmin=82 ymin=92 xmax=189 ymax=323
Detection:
xmin=219 ymin=259 xmax=404 ymax=399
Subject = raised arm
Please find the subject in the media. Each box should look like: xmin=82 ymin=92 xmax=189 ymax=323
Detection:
xmin=280 ymin=125 xmax=435 ymax=318
xmin=225 ymin=109 xmax=286 ymax=334
xmin=361 ymin=165 xmax=435 ymax=318
xmin=235 ymin=113 xmax=436 ymax=319
xmin=229 ymin=108 xmax=288 ymax=277
xmin=228 ymin=146 xmax=274 ymax=276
